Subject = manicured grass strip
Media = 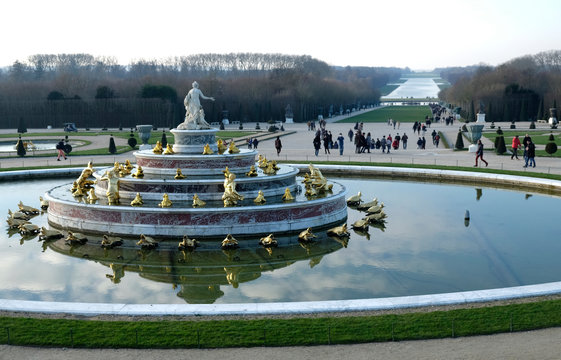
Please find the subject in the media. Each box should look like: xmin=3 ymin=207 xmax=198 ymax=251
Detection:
xmin=337 ymin=106 xmax=432 ymax=123
xmin=285 ymin=160 xmax=561 ymax=181
xmin=379 ymin=84 xmax=399 ymax=96
xmin=483 ymin=132 xmax=560 ymax=146
xmin=0 ymin=299 xmax=560 ymax=348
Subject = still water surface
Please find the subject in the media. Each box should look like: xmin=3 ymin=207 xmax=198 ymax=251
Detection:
xmin=382 ymin=77 xmax=440 ymax=99
xmin=1 ymin=177 xmax=560 ymax=304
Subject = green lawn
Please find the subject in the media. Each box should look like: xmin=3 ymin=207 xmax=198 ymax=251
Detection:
xmin=402 ymin=72 xmax=439 ymax=78
xmin=1 ymin=298 xmax=560 ymax=348
xmin=483 ymin=131 xmax=561 ymax=146
xmin=379 ymin=84 xmax=400 ymax=96
xmin=483 ymin=131 xmax=561 ymax=157
xmin=337 ymin=106 xmax=432 ymax=123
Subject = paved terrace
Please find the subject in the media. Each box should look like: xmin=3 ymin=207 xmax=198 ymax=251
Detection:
xmin=1 ymin=108 xmax=559 ymax=174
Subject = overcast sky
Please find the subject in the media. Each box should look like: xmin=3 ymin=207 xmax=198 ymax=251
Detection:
xmin=2 ymin=0 xmax=560 ymax=70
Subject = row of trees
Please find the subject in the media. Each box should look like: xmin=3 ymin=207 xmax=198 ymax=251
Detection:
xmin=439 ymin=50 xmax=561 ymax=123
xmin=0 ymin=53 xmax=403 ymax=128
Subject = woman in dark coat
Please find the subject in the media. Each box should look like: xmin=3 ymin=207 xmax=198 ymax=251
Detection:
xmin=313 ymin=134 xmax=321 ymax=156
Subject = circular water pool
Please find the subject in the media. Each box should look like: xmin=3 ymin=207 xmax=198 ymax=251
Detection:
xmin=0 ymin=140 xmax=84 ymax=153
xmin=1 ymin=172 xmax=561 ymax=305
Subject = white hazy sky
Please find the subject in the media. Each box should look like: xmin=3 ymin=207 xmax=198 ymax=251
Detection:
xmin=2 ymin=0 xmax=561 ymax=70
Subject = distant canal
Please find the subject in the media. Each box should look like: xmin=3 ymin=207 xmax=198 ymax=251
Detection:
xmin=382 ymin=77 xmax=440 ymax=99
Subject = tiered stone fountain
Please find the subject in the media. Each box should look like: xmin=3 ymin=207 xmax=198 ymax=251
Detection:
xmin=45 ymin=83 xmax=347 ymax=239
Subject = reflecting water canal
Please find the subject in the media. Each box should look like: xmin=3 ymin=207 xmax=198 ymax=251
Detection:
xmin=382 ymin=77 xmax=440 ymax=99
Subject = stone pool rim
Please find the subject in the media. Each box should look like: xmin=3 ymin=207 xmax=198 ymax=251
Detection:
xmin=2 ymin=164 xmax=561 ymax=316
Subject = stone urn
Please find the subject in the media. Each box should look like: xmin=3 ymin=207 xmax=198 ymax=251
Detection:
xmin=136 ymin=125 xmax=153 ymax=150
xmin=465 ymin=123 xmax=484 ymax=152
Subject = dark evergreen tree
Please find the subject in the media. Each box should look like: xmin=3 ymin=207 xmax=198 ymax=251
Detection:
xmin=161 ymin=130 xmax=167 ymax=147
xmin=128 ymin=131 xmax=137 ymax=149
xmin=503 ymin=102 xmax=512 ymax=122
xmin=95 ymin=86 xmax=114 ymax=99
xmin=537 ymin=97 xmax=544 ymax=120
xmin=108 ymin=136 xmax=117 ymax=154
xmin=16 ymin=136 xmax=26 ymax=157
xmin=140 ymin=84 xmax=177 ymax=102
xmin=47 ymin=91 xmax=64 ymax=100
xmin=545 ymin=142 xmax=558 ymax=155
xmin=455 ymin=129 xmax=464 ymax=150
xmin=17 ymin=117 xmax=27 ymax=133
xmin=519 ymin=101 xmax=527 ymax=122
xmin=495 ymin=136 xmax=506 ymax=154
xmin=468 ymin=100 xmax=476 ymax=122
xmin=546 ymin=133 xmax=557 ymax=155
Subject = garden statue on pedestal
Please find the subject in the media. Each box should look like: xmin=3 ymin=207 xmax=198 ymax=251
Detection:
xmin=177 ymin=81 xmax=215 ymax=130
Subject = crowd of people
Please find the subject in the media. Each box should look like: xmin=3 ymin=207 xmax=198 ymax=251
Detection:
xmin=309 ymin=119 xmax=444 ymax=157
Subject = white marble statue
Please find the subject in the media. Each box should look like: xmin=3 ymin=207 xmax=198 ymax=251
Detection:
xmin=177 ymin=81 xmax=215 ymax=130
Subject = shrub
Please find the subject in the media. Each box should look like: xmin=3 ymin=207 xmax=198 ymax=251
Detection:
xmin=529 ymin=121 xmax=536 ymax=129
xmin=495 ymin=136 xmax=507 ymax=154
xmin=268 ymin=125 xmax=279 ymax=132
xmin=255 ymin=123 xmax=261 ymax=130
xmin=461 ymin=124 xmax=467 ymax=132
xmin=490 ymin=121 xmax=495 ymax=129
xmin=239 ymin=123 xmax=243 ymax=130
xmin=496 ymin=127 xmax=503 ymax=135
xmin=455 ymin=130 xmax=464 ymax=150
xmin=549 ymin=133 xmax=555 ymax=141
xmin=128 ymin=131 xmax=137 ymax=149
xmin=47 ymin=91 xmax=64 ymax=101
xmin=219 ymin=122 xmax=225 ymax=130
xmin=545 ymin=142 xmax=558 ymax=155
xmin=109 ymin=136 xmax=117 ymax=154
xmin=139 ymin=84 xmax=177 ymax=102
xmin=17 ymin=117 xmax=27 ymax=133
xmin=16 ymin=136 xmax=26 ymax=157
xmin=95 ymin=86 xmax=114 ymax=99
xmin=510 ymin=122 xmax=516 ymax=129
xmin=161 ymin=131 xmax=167 ymax=147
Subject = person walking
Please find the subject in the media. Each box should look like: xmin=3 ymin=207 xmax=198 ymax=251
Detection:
xmin=348 ymin=129 xmax=354 ymax=142
xmin=401 ymin=133 xmax=408 ymax=150
xmin=313 ymin=134 xmax=321 ymax=156
xmin=386 ymin=136 xmax=392 ymax=154
xmin=274 ymin=136 xmax=282 ymax=156
xmin=337 ymin=133 xmax=345 ymax=155
xmin=475 ymin=139 xmax=488 ymax=167
xmin=511 ymin=135 xmax=521 ymax=160
xmin=323 ymin=132 xmax=330 ymax=154
xmin=524 ymin=140 xmax=536 ymax=168
xmin=56 ymin=139 xmax=67 ymax=161
xmin=364 ymin=132 xmax=372 ymax=153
